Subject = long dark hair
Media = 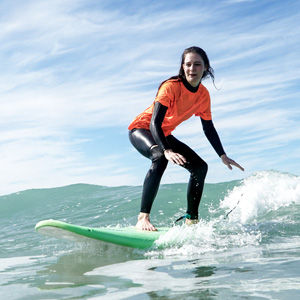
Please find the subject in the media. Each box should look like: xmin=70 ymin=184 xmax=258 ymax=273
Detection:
xmin=179 ymin=46 xmax=214 ymax=82
xmin=156 ymin=46 xmax=215 ymax=94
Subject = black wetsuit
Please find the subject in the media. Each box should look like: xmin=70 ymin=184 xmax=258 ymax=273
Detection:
xmin=129 ymin=79 xmax=225 ymax=220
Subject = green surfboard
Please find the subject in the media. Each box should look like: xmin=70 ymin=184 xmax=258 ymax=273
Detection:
xmin=35 ymin=219 xmax=168 ymax=249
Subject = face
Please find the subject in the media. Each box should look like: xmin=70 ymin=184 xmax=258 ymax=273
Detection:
xmin=182 ymin=52 xmax=206 ymax=87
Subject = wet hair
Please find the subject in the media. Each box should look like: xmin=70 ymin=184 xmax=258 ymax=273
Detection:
xmin=156 ymin=46 xmax=215 ymax=94
xmin=178 ymin=46 xmax=214 ymax=82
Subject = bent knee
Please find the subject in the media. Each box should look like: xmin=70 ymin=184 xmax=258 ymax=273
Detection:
xmin=150 ymin=146 xmax=166 ymax=163
xmin=193 ymin=160 xmax=208 ymax=178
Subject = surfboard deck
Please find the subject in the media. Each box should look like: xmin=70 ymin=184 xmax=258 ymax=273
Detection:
xmin=35 ymin=219 xmax=169 ymax=249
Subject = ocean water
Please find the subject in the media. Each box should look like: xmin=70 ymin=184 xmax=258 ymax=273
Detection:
xmin=1 ymin=170 xmax=300 ymax=299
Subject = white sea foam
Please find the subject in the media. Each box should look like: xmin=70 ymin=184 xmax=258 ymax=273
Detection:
xmin=150 ymin=219 xmax=261 ymax=259
xmin=146 ymin=171 xmax=300 ymax=258
xmin=220 ymin=171 xmax=300 ymax=224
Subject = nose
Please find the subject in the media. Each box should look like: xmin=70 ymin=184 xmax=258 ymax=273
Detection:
xmin=190 ymin=64 xmax=196 ymax=72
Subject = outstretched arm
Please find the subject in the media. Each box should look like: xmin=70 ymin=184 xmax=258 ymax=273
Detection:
xmin=201 ymin=118 xmax=244 ymax=171
xmin=200 ymin=118 xmax=225 ymax=157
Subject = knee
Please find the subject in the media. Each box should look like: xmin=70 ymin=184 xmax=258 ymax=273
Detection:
xmin=150 ymin=148 xmax=168 ymax=172
xmin=193 ymin=160 xmax=208 ymax=179
xmin=150 ymin=146 xmax=166 ymax=163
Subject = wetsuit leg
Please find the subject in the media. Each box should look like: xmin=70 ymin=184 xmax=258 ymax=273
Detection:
xmin=167 ymin=135 xmax=208 ymax=220
xmin=129 ymin=129 xmax=168 ymax=213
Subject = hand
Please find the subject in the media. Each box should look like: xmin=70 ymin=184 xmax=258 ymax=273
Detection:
xmin=164 ymin=149 xmax=187 ymax=165
xmin=221 ymin=154 xmax=244 ymax=171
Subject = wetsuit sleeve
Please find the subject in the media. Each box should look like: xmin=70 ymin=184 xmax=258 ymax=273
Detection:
xmin=150 ymin=102 xmax=170 ymax=152
xmin=201 ymin=118 xmax=226 ymax=157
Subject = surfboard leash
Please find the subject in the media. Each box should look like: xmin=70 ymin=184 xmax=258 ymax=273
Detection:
xmin=224 ymin=193 xmax=243 ymax=219
xmin=174 ymin=213 xmax=191 ymax=225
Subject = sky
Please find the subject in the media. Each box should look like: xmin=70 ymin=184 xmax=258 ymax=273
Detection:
xmin=1 ymin=0 xmax=299 ymax=195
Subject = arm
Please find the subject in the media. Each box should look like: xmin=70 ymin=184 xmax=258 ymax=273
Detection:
xmin=150 ymin=102 xmax=186 ymax=165
xmin=200 ymin=118 xmax=225 ymax=157
xmin=150 ymin=102 xmax=170 ymax=152
xmin=201 ymin=118 xmax=244 ymax=171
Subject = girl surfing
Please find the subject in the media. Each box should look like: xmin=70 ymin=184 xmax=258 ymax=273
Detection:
xmin=128 ymin=46 xmax=244 ymax=231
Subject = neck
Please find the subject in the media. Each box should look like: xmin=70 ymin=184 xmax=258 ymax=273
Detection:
xmin=181 ymin=77 xmax=200 ymax=93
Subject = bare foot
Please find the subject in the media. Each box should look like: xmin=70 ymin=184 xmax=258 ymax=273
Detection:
xmin=136 ymin=213 xmax=157 ymax=231
xmin=185 ymin=218 xmax=199 ymax=225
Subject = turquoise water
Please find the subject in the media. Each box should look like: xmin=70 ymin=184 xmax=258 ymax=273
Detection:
xmin=1 ymin=170 xmax=300 ymax=299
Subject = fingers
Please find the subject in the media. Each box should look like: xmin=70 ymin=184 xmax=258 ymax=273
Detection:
xmin=231 ymin=161 xmax=244 ymax=171
xmin=164 ymin=150 xmax=187 ymax=165
xmin=222 ymin=155 xmax=244 ymax=171
xmin=227 ymin=158 xmax=244 ymax=171
xmin=225 ymin=162 xmax=233 ymax=170
xmin=171 ymin=153 xmax=186 ymax=165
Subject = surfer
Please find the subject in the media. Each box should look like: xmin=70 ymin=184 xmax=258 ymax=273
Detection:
xmin=128 ymin=46 xmax=244 ymax=231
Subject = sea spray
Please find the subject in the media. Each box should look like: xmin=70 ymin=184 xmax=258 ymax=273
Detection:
xmin=151 ymin=218 xmax=262 ymax=258
xmin=220 ymin=170 xmax=300 ymax=224
xmin=150 ymin=171 xmax=300 ymax=258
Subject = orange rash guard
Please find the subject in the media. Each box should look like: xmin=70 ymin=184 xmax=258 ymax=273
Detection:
xmin=128 ymin=79 xmax=212 ymax=136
